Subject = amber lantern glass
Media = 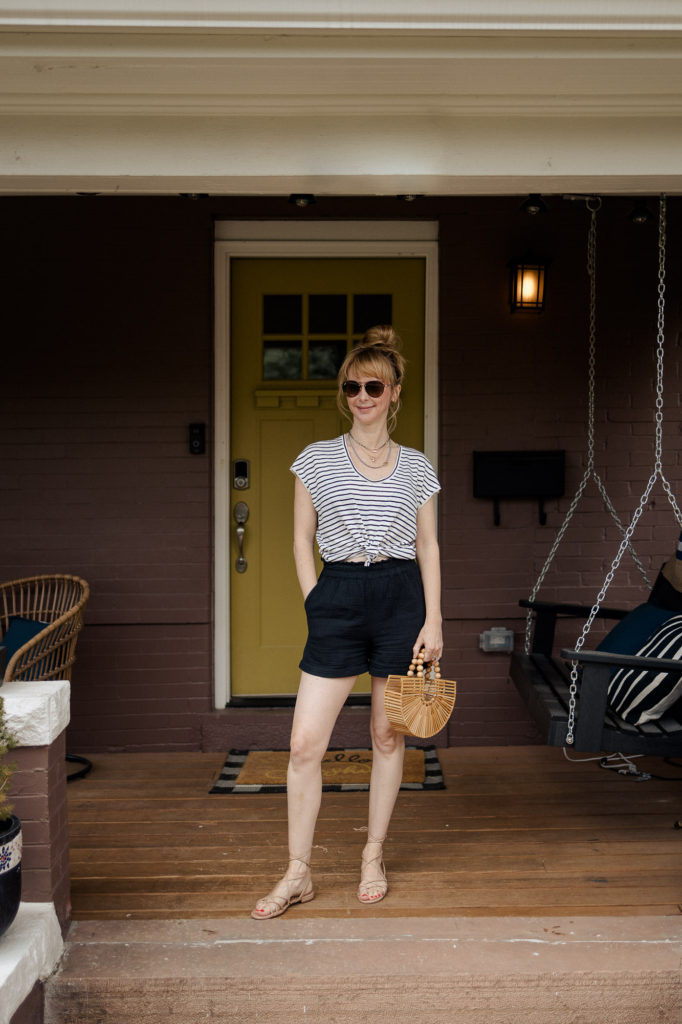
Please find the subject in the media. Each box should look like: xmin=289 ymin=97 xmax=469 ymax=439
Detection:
xmin=510 ymin=261 xmax=546 ymax=312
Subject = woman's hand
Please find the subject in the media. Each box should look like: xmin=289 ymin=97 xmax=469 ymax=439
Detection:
xmin=413 ymin=621 xmax=443 ymax=663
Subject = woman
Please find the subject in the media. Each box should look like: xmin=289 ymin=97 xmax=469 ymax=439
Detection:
xmin=251 ymin=325 xmax=442 ymax=919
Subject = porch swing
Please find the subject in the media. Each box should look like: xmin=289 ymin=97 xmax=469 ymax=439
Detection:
xmin=510 ymin=195 xmax=682 ymax=757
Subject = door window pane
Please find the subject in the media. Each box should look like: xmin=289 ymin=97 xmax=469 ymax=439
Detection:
xmin=260 ymin=291 xmax=394 ymax=380
xmin=353 ymin=294 xmax=392 ymax=333
xmin=263 ymin=341 xmax=302 ymax=380
xmin=309 ymin=339 xmax=347 ymax=380
xmin=309 ymin=294 xmax=347 ymax=333
xmin=263 ymin=294 xmax=302 ymax=334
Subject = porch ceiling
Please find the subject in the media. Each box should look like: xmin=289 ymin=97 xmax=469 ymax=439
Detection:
xmin=4 ymin=33 xmax=682 ymax=120
xmin=2 ymin=2 xmax=682 ymax=194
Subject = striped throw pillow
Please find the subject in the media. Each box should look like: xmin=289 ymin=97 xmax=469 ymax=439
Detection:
xmin=608 ymin=614 xmax=682 ymax=725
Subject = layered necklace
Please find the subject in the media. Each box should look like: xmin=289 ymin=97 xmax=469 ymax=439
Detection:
xmin=347 ymin=432 xmax=392 ymax=469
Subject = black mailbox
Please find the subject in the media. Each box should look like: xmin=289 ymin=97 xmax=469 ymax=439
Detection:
xmin=473 ymin=450 xmax=565 ymax=526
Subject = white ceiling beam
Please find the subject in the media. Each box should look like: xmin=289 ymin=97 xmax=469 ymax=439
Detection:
xmin=3 ymin=113 xmax=682 ymax=195
xmin=2 ymin=31 xmax=682 ymax=118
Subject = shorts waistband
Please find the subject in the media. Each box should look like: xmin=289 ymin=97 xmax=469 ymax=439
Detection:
xmin=321 ymin=558 xmax=417 ymax=576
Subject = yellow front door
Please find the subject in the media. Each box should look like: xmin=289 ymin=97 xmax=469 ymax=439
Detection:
xmin=229 ymin=258 xmax=426 ymax=697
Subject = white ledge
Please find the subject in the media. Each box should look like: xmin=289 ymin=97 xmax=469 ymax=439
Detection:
xmin=0 ymin=903 xmax=63 ymax=1024
xmin=1 ymin=680 xmax=70 ymax=748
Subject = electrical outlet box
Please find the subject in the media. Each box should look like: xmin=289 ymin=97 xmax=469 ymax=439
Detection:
xmin=479 ymin=627 xmax=515 ymax=653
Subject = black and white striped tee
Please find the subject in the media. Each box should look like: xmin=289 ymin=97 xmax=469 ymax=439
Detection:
xmin=291 ymin=435 xmax=440 ymax=565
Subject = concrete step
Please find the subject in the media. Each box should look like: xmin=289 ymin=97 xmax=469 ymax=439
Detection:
xmin=45 ymin=916 xmax=682 ymax=1024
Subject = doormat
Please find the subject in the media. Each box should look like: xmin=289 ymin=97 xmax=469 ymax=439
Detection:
xmin=209 ymin=746 xmax=445 ymax=793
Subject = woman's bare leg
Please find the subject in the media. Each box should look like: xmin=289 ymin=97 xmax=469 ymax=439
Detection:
xmin=251 ymin=671 xmax=356 ymax=918
xmin=286 ymin=671 xmax=357 ymax=854
xmin=358 ymin=675 xmax=405 ymax=902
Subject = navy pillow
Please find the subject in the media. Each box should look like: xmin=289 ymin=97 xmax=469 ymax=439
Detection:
xmin=597 ymin=603 xmax=673 ymax=655
xmin=1 ymin=616 xmax=48 ymax=661
xmin=648 ymin=569 xmax=682 ymax=614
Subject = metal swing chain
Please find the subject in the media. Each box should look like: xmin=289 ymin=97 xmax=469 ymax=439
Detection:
xmin=565 ymin=194 xmax=682 ymax=744
xmin=524 ymin=199 xmax=649 ymax=654
xmin=653 ymin=199 xmax=682 ymax=523
xmin=585 ymin=207 xmax=649 ymax=585
xmin=523 ymin=200 xmax=601 ymax=652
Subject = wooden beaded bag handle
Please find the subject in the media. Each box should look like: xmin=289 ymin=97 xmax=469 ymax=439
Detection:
xmin=384 ymin=649 xmax=456 ymax=739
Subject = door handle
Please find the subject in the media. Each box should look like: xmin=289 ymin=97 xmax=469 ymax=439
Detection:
xmin=233 ymin=501 xmax=249 ymax=573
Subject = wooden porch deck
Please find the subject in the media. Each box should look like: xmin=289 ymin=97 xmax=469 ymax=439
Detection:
xmin=67 ymin=746 xmax=682 ymax=920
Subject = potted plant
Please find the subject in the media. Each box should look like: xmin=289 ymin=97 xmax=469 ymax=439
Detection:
xmin=0 ymin=694 xmax=21 ymax=939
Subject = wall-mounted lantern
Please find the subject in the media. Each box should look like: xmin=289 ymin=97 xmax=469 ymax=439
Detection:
xmin=510 ymin=259 xmax=546 ymax=313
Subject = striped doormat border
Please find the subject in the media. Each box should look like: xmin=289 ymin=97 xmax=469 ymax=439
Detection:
xmin=209 ymin=745 xmax=445 ymax=794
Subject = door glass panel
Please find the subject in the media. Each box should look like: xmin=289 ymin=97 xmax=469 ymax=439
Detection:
xmin=263 ymin=294 xmax=302 ymax=334
xmin=353 ymin=294 xmax=392 ymax=333
xmin=309 ymin=339 xmax=347 ymax=379
xmin=261 ymin=292 xmax=393 ymax=380
xmin=263 ymin=341 xmax=302 ymax=380
xmin=309 ymin=294 xmax=347 ymax=333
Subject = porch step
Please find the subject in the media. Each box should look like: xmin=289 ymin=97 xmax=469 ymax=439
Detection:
xmin=45 ymin=916 xmax=682 ymax=1024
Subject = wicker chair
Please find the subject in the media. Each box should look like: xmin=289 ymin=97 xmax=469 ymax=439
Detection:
xmin=1 ymin=574 xmax=90 ymax=683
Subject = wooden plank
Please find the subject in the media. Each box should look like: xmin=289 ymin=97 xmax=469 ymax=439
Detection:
xmin=66 ymin=796 xmax=675 ymax=821
xmin=68 ymin=846 xmax=682 ymax=874
xmin=68 ymin=777 xmax=674 ymax=802
xmin=67 ymin=852 xmax=680 ymax=880
xmin=71 ymin=905 xmax=682 ymax=921
xmin=70 ymin=869 xmax=682 ymax=897
xmin=67 ymin=884 xmax=682 ymax=913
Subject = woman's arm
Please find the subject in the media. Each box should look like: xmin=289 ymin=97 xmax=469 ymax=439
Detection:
xmin=293 ymin=475 xmax=319 ymax=600
xmin=414 ymin=495 xmax=443 ymax=662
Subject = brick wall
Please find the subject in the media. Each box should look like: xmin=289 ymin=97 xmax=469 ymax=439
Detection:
xmin=439 ymin=196 xmax=682 ymax=744
xmin=1 ymin=195 xmax=681 ymax=749
xmin=74 ymin=624 xmax=211 ymax=750
xmin=10 ymin=734 xmax=70 ymax=930
xmin=9 ymin=981 xmax=44 ymax=1024
xmin=1 ymin=198 xmax=214 ymax=751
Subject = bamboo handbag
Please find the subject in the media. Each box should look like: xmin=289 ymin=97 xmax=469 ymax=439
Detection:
xmin=384 ymin=650 xmax=456 ymax=738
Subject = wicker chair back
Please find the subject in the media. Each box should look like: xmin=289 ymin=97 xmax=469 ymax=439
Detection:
xmin=1 ymin=574 xmax=90 ymax=683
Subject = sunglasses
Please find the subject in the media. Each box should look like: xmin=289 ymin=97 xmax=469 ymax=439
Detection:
xmin=342 ymin=379 xmax=387 ymax=399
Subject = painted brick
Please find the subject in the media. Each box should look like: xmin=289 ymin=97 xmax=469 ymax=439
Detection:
xmin=8 ymin=734 xmax=70 ymax=930
xmin=9 ymin=981 xmax=44 ymax=1024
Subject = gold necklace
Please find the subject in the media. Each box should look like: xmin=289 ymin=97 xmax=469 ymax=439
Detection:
xmin=347 ymin=434 xmax=392 ymax=469
xmin=348 ymin=432 xmax=390 ymax=462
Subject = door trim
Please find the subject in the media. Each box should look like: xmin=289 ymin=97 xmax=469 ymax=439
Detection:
xmin=213 ymin=221 xmax=439 ymax=708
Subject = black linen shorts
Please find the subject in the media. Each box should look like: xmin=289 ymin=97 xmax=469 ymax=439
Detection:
xmin=299 ymin=558 xmax=426 ymax=679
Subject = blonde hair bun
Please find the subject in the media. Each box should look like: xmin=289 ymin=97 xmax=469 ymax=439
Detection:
xmin=361 ymin=324 xmax=401 ymax=352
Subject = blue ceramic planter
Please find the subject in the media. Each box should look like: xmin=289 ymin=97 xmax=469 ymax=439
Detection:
xmin=0 ymin=815 xmax=22 ymax=939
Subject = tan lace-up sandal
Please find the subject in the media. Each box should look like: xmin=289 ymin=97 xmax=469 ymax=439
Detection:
xmin=250 ymin=855 xmax=314 ymax=920
xmin=357 ymin=834 xmax=388 ymax=904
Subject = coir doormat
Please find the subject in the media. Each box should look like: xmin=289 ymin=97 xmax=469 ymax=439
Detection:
xmin=209 ymin=746 xmax=445 ymax=793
